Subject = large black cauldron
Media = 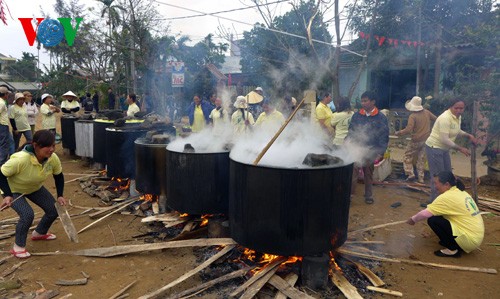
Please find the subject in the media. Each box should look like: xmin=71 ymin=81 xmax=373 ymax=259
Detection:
xmin=135 ymin=138 xmax=168 ymax=195
xmin=166 ymin=148 xmax=229 ymax=214
xmin=105 ymin=127 xmax=148 ymax=178
xmin=229 ymin=158 xmax=353 ymax=256
xmin=61 ymin=115 xmax=77 ymax=151
xmin=94 ymin=119 xmax=144 ymax=164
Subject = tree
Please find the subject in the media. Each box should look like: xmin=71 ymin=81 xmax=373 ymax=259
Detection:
xmin=7 ymin=52 xmax=40 ymax=81
xmin=240 ymin=0 xmax=333 ymax=97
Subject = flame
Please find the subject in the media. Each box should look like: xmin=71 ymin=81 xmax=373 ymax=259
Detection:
xmin=107 ymin=177 xmax=131 ymax=192
xmin=200 ymin=214 xmax=213 ymax=227
xmin=283 ymin=256 xmax=303 ymax=265
xmin=179 ymin=213 xmax=189 ymax=218
xmin=139 ymin=194 xmax=155 ymax=202
xmin=329 ymin=251 xmax=342 ymax=272
xmin=260 ymin=253 xmax=280 ymax=264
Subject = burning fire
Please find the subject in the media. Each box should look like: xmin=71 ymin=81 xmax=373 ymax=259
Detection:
xmin=179 ymin=213 xmax=189 ymax=218
xmin=329 ymin=251 xmax=342 ymax=272
xmin=140 ymin=194 xmax=157 ymax=202
xmin=235 ymin=247 xmax=303 ymax=274
xmin=107 ymin=177 xmax=131 ymax=192
xmin=200 ymin=214 xmax=214 ymax=227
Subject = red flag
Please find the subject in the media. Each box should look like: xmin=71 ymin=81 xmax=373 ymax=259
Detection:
xmin=375 ymin=35 xmax=386 ymax=46
xmin=359 ymin=31 xmax=365 ymax=38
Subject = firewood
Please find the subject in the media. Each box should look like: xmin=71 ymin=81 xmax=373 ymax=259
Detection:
xmin=78 ymin=200 xmax=136 ymax=234
xmin=239 ymin=266 xmax=280 ymax=299
xmin=138 ymin=245 xmax=235 ymax=299
xmin=141 ymin=214 xmax=184 ymax=223
xmin=67 ymin=238 xmax=236 ymax=257
xmin=268 ymin=274 xmax=315 ymax=299
xmin=0 ymin=255 xmax=12 ymax=266
xmin=350 ymin=260 xmax=385 ymax=287
xmin=345 ymin=240 xmax=385 ymax=245
xmin=180 ymin=221 xmax=197 ymax=233
xmin=274 ymin=273 xmax=299 ymax=299
xmin=65 ymin=173 xmax=100 ymax=184
xmin=108 ymin=280 xmax=137 ymax=299
xmin=330 ymin=269 xmax=363 ymax=299
xmin=169 ymin=227 xmax=208 ymax=241
xmin=34 ymin=289 xmax=60 ymax=299
xmin=55 ymin=202 xmax=79 ymax=243
xmin=229 ymin=257 xmax=287 ymax=298
xmin=1 ymin=261 xmax=27 ymax=278
xmin=349 ymin=220 xmax=407 ymax=234
xmin=88 ymin=197 xmax=138 ymax=219
xmin=338 ymin=248 xmax=498 ymax=274
xmin=166 ymin=267 xmax=252 ymax=299
xmin=55 ymin=278 xmax=88 ymax=286
xmin=164 ymin=220 xmax=187 ymax=229
xmin=367 ymin=286 xmax=403 ymax=297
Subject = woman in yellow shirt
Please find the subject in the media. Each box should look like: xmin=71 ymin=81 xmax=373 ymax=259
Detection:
xmin=0 ymin=130 xmax=67 ymax=258
xmin=407 ymin=171 xmax=484 ymax=257
xmin=331 ymin=97 xmax=354 ymax=145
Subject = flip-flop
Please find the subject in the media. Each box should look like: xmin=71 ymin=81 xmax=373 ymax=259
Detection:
xmin=9 ymin=248 xmax=31 ymax=259
xmin=31 ymin=233 xmax=57 ymax=241
xmin=434 ymin=249 xmax=461 ymax=258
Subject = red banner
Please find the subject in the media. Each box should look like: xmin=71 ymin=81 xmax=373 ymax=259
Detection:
xmin=358 ymin=32 xmax=425 ymax=48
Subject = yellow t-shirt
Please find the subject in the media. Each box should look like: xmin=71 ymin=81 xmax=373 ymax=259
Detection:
xmin=0 ymin=98 xmax=9 ymax=126
xmin=40 ymin=103 xmax=56 ymax=129
xmin=331 ymin=111 xmax=353 ymax=145
xmin=254 ymin=110 xmax=285 ymax=129
xmin=191 ymin=105 xmax=205 ymax=133
xmin=427 ymin=186 xmax=484 ymax=253
xmin=426 ymin=109 xmax=461 ymax=150
xmin=315 ymin=102 xmax=334 ymax=133
xmin=126 ymin=103 xmax=140 ymax=117
xmin=231 ymin=109 xmax=255 ymax=134
xmin=1 ymin=148 xmax=62 ymax=194
xmin=61 ymin=100 xmax=80 ymax=111
xmin=9 ymin=105 xmax=31 ymax=132
xmin=209 ymin=108 xmax=229 ymax=130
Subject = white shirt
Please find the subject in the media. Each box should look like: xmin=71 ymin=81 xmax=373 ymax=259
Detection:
xmin=127 ymin=103 xmax=140 ymax=117
xmin=24 ymin=102 xmax=38 ymax=126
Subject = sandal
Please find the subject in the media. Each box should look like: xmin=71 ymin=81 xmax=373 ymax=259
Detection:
xmin=9 ymin=248 xmax=31 ymax=259
xmin=31 ymin=233 xmax=57 ymax=241
xmin=365 ymin=198 xmax=374 ymax=204
xmin=434 ymin=249 xmax=461 ymax=258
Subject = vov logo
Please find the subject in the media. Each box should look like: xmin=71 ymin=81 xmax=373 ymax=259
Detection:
xmin=19 ymin=18 xmax=83 ymax=47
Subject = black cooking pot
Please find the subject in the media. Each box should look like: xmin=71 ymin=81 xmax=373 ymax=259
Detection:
xmin=229 ymin=158 xmax=353 ymax=256
xmin=105 ymin=127 xmax=148 ymax=178
xmin=61 ymin=115 xmax=77 ymax=151
xmin=94 ymin=119 xmax=144 ymax=164
xmin=166 ymin=147 xmax=229 ymax=214
xmin=135 ymin=138 xmax=168 ymax=195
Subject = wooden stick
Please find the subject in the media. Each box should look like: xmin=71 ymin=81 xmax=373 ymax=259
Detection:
xmin=1 ymin=261 xmax=27 ymax=278
xmin=330 ymin=269 xmax=363 ymax=299
xmin=349 ymin=260 xmax=385 ymax=287
xmin=89 ymin=197 xmax=139 ymax=219
xmin=78 ymin=200 xmax=136 ymax=234
xmin=274 ymin=273 xmax=299 ymax=299
xmin=0 ymin=194 xmax=25 ymax=212
xmin=54 ymin=202 xmax=79 ymax=243
xmin=138 ymin=245 xmax=235 ymax=299
xmin=268 ymin=274 xmax=315 ymax=299
xmin=253 ymin=97 xmax=306 ymax=165
xmin=229 ymin=257 xmax=286 ymax=297
xmin=166 ymin=267 xmax=252 ymax=299
xmin=108 ymin=280 xmax=137 ymax=299
xmin=367 ymin=286 xmax=403 ymax=297
xmin=345 ymin=240 xmax=385 ymax=245
xmin=471 ymin=100 xmax=479 ymax=204
xmin=65 ymin=173 xmax=100 ymax=184
xmin=338 ymin=248 xmax=497 ymax=274
xmin=239 ymin=266 xmax=280 ymax=299
xmin=65 ymin=238 xmax=236 ymax=257
xmin=55 ymin=278 xmax=88 ymax=286
xmin=349 ymin=220 xmax=407 ymax=234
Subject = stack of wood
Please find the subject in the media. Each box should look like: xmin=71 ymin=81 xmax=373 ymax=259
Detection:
xmin=478 ymin=196 xmax=500 ymax=213
xmin=79 ymin=176 xmax=130 ymax=203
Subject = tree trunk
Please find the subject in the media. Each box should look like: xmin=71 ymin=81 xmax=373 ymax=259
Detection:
xmin=332 ymin=0 xmax=341 ymax=100
xmin=433 ymin=24 xmax=442 ymax=99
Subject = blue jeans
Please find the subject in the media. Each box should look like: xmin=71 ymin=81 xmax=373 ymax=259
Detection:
xmin=13 ymin=130 xmax=33 ymax=151
xmin=425 ymin=145 xmax=452 ymax=202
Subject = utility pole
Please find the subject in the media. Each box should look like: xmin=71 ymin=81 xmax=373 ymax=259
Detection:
xmin=129 ymin=0 xmax=137 ymax=93
xmin=433 ymin=24 xmax=442 ymax=100
xmin=416 ymin=3 xmax=422 ymax=95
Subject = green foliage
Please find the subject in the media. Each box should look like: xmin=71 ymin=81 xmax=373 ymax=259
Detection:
xmin=7 ymin=52 xmax=40 ymax=81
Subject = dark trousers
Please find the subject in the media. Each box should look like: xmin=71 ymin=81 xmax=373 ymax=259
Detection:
xmin=13 ymin=130 xmax=33 ymax=151
xmin=352 ymin=164 xmax=374 ymax=200
xmin=427 ymin=216 xmax=461 ymax=251
xmin=0 ymin=124 xmax=12 ymax=165
xmin=425 ymin=146 xmax=452 ymax=202
xmin=11 ymin=187 xmax=58 ymax=247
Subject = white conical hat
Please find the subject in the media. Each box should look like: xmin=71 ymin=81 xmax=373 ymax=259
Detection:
xmin=62 ymin=91 xmax=78 ymax=99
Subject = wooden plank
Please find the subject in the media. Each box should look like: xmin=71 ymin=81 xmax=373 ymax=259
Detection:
xmin=138 ymin=245 xmax=235 ymax=299
xmin=268 ymin=274 xmax=315 ymax=299
xmin=69 ymin=238 xmax=236 ymax=257
xmin=1 ymin=261 xmax=27 ymax=278
xmin=352 ymin=261 xmax=385 ymax=287
xmin=166 ymin=267 xmax=252 ymax=299
xmin=345 ymin=240 xmax=385 ymax=245
xmin=239 ymin=266 xmax=280 ymax=299
xmin=274 ymin=273 xmax=299 ymax=299
xmin=349 ymin=220 xmax=407 ymax=234
xmin=141 ymin=214 xmax=185 ymax=223
xmin=108 ymin=280 xmax=137 ymax=299
xmin=55 ymin=278 xmax=88 ymax=286
xmin=330 ymin=270 xmax=363 ymax=299
xmin=229 ymin=257 xmax=287 ymax=297
xmin=54 ymin=202 xmax=79 ymax=243
xmin=78 ymin=200 xmax=136 ymax=234
xmin=367 ymin=286 xmax=403 ymax=297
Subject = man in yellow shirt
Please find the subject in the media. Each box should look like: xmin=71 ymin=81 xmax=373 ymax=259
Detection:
xmin=254 ymin=99 xmax=285 ymax=131
xmin=315 ymin=92 xmax=334 ymax=137
xmin=39 ymin=94 xmax=60 ymax=135
xmin=407 ymin=171 xmax=484 ymax=257
xmin=9 ymin=93 xmax=32 ymax=150
xmin=0 ymin=86 xmax=14 ymax=165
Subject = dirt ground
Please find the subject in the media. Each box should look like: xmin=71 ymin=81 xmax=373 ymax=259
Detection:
xmin=0 ymin=134 xmax=498 ymax=298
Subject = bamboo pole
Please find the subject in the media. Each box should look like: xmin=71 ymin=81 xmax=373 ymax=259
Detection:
xmin=77 ymin=200 xmax=136 ymax=234
xmin=348 ymin=220 xmax=407 ymax=234
xmin=253 ymin=97 xmax=306 ymax=165
xmin=108 ymin=280 xmax=137 ymax=299
xmin=471 ymin=100 xmax=479 ymax=204
xmin=0 ymin=194 xmax=25 ymax=212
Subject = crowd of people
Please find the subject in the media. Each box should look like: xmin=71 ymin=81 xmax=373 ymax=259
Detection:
xmin=0 ymin=84 xmax=485 ymax=259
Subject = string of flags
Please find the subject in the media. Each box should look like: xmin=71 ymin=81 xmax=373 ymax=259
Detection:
xmin=359 ymin=32 xmax=426 ymax=48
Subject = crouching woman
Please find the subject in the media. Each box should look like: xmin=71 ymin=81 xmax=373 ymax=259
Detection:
xmin=0 ymin=130 xmax=67 ymax=258
xmin=407 ymin=171 xmax=484 ymax=257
